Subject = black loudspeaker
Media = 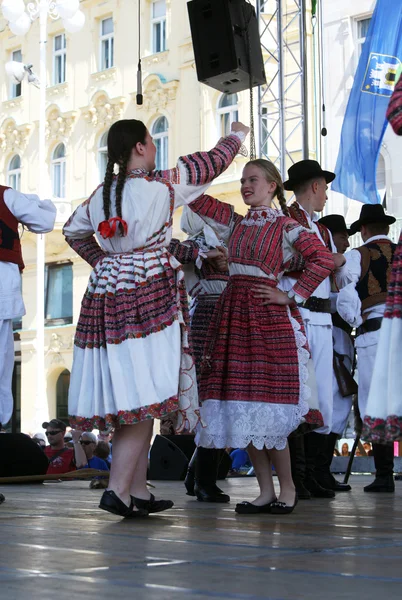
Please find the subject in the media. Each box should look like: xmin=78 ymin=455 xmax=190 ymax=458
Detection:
xmin=187 ymin=0 xmax=266 ymax=93
xmin=0 ymin=434 xmax=49 ymax=478
xmin=161 ymin=434 xmax=196 ymax=462
xmin=149 ymin=434 xmax=190 ymax=481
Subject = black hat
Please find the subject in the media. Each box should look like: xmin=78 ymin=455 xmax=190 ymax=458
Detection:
xmin=42 ymin=418 xmax=67 ymax=431
xmin=349 ymin=204 xmax=396 ymax=235
xmin=318 ymin=214 xmax=351 ymax=236
xmin=284 ymin=160 xmax=336 ymax=191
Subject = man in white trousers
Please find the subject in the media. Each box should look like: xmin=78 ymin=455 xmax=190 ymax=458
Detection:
xmin=0 ymin=184 xmax=56 ymax=430
xmin=281 ymin=160 xmax=348 ymax=499
xmin=337 ymin=204 xmax=397 ymax=493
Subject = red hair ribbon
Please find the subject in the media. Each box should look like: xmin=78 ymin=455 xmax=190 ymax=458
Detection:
xmin=97 ymin=217 xmax=128 ymax=239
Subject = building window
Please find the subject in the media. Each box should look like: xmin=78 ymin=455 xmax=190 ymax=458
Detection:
xmin=152 ymin=116 xmax=168 ymax=170
xmin=52 ymin=143 xmax=66 ymax=198
xmin=357 ymin=17 xmax=371 ymax=56
xmin=100 ymin=17 xmax=114 ymax=70
xmin=151 ymin=0 xmax=166 ymax=54
xmin=98 ymin=131 xmax=108 ymax=182
xmin=10 ymin=49 xmax=22 ymax=99
xmin=56 ymin=369 xmax=70 ymax=424
xmin=218 ymin=93 xmax=239 ymax=137
xmin=45 ymin=262 xmax=73 ymax=326
xmin=53 ymin=34 xmax=66 ymax=85
xmin=7 ymin=155 xmax=21 ymax=191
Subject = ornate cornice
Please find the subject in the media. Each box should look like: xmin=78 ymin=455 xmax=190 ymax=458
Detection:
xmin=83 ymin=91 xmax=125 ymax=128
xmin=136 ymin=74 xmax=179 ymax=112
xmin=46 ymin=105 xmax=78 ymax=141
xmin=0 ymin=117 xmax=32 ymax=153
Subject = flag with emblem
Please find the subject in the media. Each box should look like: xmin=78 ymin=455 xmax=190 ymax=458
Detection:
xmin=332 ymin=0 xmax=402 ymax=204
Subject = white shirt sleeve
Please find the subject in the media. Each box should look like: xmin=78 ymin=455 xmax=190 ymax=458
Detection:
xmin=4 ymin=189 xmax=57 ymax=234
xmin=336 ymin=249 xmax=363 ymax=327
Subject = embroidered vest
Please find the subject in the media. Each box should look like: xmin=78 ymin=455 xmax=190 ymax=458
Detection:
xmin=287 ymin=201 xmax=336 ymax=290
xmin=356 ymin=239 xmax=396 ymax=311
xmin=0 ymin=185 xmax=24 ymax=271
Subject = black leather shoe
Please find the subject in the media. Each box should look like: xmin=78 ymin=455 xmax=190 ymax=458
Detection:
xmin=0 ymin=493 xmax=5 ymax=504
xmin=304 ymin=477 xmax=335 ymax=498
xmin=132 ymin=493 xmax=174 ymax=513
xmin=270 ymin=493 xmax=298 ymax=515
xmin=194 ymin=483 xmax=230 ymax=503
xmin=99 ymin=490 xmax=149 ymax=518
xmin=235 ymin=499 xmax=276 ymax=514
xmin=294 ymin=481 xmax=311 ymax=500
xmin=364 ymin=477 xmax=395 ymax=493
xmin=315 ymin=473 xmax=351 ymax=492
xmin=332 ymin=480 xmax=351 ymax=492
xmin=184 ymin=470 xmax=195 ymax=496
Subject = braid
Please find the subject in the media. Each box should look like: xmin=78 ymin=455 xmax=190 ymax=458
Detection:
xmin=102 ymin=159 xmax=115 ymax=220
xmin=276 ymin=186 xmax=290 ymax=217
xmin=115 ymin=153 xmax=129 ymax=236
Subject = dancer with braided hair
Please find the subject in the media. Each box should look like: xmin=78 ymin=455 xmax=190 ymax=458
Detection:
xmin=63 ymin=118 xmax=249 ymax=518
xmin=188 ymin=159 xmax=335 ymax=515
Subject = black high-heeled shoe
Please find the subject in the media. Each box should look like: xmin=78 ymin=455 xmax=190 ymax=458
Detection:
xmin=99 ymin=490 xmax=148 ymax=518
xmin=269 ymin=493 xmax=298 ymax=515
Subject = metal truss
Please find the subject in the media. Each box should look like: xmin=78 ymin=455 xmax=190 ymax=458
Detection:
xmin=257 ymin=0 xmax=308 ymax=178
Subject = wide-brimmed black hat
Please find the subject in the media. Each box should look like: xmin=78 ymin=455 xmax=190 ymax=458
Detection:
xmin=318 ymin=214 xmax=351 ymax=236
xmin=349 ymin=204 xmax=396 ymax=235
xmin=284 ymin=160 xmax=336 ymax=191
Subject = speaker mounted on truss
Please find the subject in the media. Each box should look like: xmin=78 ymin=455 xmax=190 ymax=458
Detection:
xmin=187 ymin=0 xmax=266 ymax=94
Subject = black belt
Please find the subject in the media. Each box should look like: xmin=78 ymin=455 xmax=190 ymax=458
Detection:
xmin=332 ymin=312 xmax=353 ymax=336
xmin=303 ymin=296 xmax=331 ymax=313
xmin=355 ymin=317 xmax=383 ymax=338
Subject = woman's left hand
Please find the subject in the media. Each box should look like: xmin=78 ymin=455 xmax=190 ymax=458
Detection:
xmin=252 ymin=285 xmax=292 ymax=306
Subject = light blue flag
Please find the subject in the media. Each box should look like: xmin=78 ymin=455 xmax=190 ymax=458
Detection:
xmin=332 ymin=0 xmax=402 ymax=204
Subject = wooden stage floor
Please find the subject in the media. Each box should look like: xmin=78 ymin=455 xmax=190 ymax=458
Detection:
xmin=0 ymin=475 xmax=401 ymax=600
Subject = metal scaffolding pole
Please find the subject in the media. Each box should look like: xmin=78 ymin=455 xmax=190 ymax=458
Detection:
xmin=257 ymin=0 xmax=309 ymax=179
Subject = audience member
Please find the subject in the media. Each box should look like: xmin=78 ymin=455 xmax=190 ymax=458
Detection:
xmin=341 ymin=443 xmax=350 ymax=457
xmin=94 ymin=440 xmax=112 ymax=469
xmin=32 ymin=432 xmax=46 ymax=449
xmin=79 ymin=432 xmax=109 ymax=471
xmin=43 ymin=419 xmax=86 ymax=474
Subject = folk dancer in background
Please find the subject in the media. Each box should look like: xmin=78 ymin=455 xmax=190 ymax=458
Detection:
xmin=0 ymin=185 xmax=56 ymax=430
xmin=317 ymin=214 xmax=355 ymax=492
xmin=363 ymin=72 xmax=402 ymax=449
xmin=337 ymin=204 xmax=397 ymax=493
xmin=280 ymin=160 xmax=348 ymax=500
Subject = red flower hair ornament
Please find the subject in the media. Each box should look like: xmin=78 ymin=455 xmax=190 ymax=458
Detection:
xmin=97 ymin=217 xmax=128 ymax=239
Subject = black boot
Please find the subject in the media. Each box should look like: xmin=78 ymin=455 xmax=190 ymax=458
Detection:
xmin=304 ymin=432 xmax=335 ymax=498
xmin=364 ymin=443 xmax=395 ymax=492
xmin=184 ymin=449 xmax=197 ymax=496
xmin=288 ymin=434 xmax=311 ymax=499
xmin=314 ymin=432 xmax=351 ymax=492
xmin=194 ymin=448 xmax=230 ymax=502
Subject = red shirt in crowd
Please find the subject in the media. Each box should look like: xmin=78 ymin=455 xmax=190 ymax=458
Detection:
xmin=44 ymin=446 xmax=76 ymax=475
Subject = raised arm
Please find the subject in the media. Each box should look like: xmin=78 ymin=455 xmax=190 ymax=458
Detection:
xmin=4 ymin=188 xmax=56 ymax=233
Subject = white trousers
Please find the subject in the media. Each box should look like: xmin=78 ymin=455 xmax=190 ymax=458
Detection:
xmin=331 ymin=354 xmax=354 ymax=435
xmin=305 ymin=323 xmax=333 ymax=434
xmin=356 ymin=340 xmax=379 ymax=420
xmin=0 ymin=319 xmax=14 ymax=425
